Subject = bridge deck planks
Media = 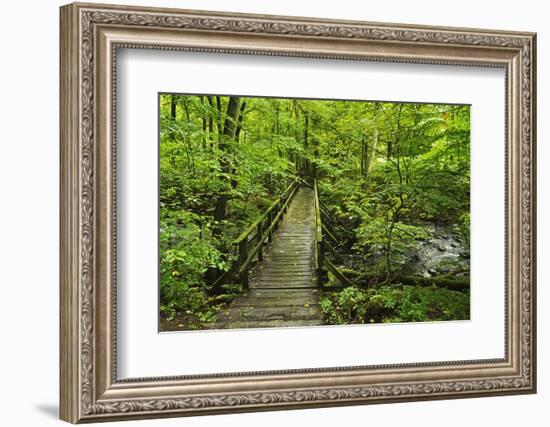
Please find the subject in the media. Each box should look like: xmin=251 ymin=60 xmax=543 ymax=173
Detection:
xmin=210 ymin=187 xmax=322 ymax=329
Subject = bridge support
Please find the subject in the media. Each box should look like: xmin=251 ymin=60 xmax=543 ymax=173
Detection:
xmin=316 ymin=240 xmax=324 ymax=287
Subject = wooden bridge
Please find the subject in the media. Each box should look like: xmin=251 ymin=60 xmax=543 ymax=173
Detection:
xmin=210 ymin=179 xmax=350 ymax=329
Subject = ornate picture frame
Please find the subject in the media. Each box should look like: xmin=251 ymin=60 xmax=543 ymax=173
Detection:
xmin=60 ymin=2 xmax=536 ymax=423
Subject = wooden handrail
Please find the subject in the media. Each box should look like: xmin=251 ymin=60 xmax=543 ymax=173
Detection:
xmin=214 ymin=177 xmax=351 ymax=291
xmin=313 ymin=179 xmax=323 ymax=283
xmin=236 ymin=189 xmax=296 ymax=273
xmin=212 ymin=179 xmax=299 ymax=290
xmin=324 ymin=258 xmax=352 ymax=286
xmin=312 ymin=178 xmax=350 ymax=288
xmin=321 ymin=224 xmax=339 ymax=245
xmin=233 ymin=180 xmax=296 ymax=244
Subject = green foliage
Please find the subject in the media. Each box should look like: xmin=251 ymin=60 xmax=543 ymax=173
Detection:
xmin=318 ymin=103 xmax=470 ymax=278
xmin=354 ymin=212 xmax=430 ymax=274
xmin=320 ymin=285 xmax=470 ymax=325
xmin=319 ymin=287 xmax=369 ymax=324
xmin=159 ymin=93 xmax=471 ymax=328
xmin=455 ymin=212 xmax=471 ymax=249
xmin=159 ymin=210 xmax=229 ymax=320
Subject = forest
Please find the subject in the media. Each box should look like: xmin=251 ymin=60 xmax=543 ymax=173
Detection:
xmin=159 ymin=93 xmax=471 ymax=331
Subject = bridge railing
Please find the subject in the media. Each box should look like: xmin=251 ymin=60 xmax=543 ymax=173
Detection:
xmin=212 ymin=179 xmax=299 ymax=291
xmin=313 ymin=179 xmax=323 ymax=281
xmin=312 ymin=178 xmax=351 ymax=287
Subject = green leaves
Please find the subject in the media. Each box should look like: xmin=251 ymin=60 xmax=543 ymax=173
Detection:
xmin=158 ymin=93 xmax=470 ymax=328
xmin=320 ymin=285 xmax=470 ymax=325
xmin=159 ymin=209 xmax=229 ymax=320
xmin=320 ymin=287 xmax=369 ymax=325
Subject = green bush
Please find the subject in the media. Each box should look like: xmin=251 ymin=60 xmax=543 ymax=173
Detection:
xmin=159 ymin=209 xmax=228 ymax=321
xmin=320 ymin=285 xmax=470 ymax=325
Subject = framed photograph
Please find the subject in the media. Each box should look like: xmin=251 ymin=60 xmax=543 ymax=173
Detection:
xmin=60 ymin=2 xmax=536 ymax=423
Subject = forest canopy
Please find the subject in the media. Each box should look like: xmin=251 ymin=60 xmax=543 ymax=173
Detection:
xmin=159 ymin=93 xmax=470 ymax=330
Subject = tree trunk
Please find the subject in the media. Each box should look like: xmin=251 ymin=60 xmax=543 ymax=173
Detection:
xmin=170 ymin=95 xmax=177 ymax=121
xmin=205 ymin=96 xmax=215 ymax=149
xmin=311 ymin=115 xmax=319 ymax=179
xmin=360 ymin=133 xmax=366 ymax=178
xmin=216 ymin=96 xmax=223 ymax=144
xmin=234 ymin=101 xmax=247 ymax=142
xmin=363 ymin=128 xmax=378 ymax=186
xmin=329 ymin=272 xmax=470 ymax=293
xmin=200 ymin=96 xmax=208 ymax=148
xmin=365 ymin=273 xmax=469 ymax=292
xmin=213 ymin=97 xmax=242 ymax=223
xmin=207 ymin=97 xmax=242 ymax=287
xmin=303 ymin=112 xmax=309 ymax=177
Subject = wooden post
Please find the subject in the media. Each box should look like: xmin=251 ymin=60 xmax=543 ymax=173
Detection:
xmin=317 ymin=240 xmax=324 ymax=287
xmin=239 ymin=239 xmax=249 ymax=288
xmin=268 ymin=210 xmax=273 ymax=242
xmin=257 ymin=221 xmax=263 ymax=261
xmin=314 ymin=179 xmax=324 ymax=288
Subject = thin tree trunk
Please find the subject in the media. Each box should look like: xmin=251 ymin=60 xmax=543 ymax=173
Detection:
xmin=170 ymin=95 xmax=177 ymax=121
xmin=387 ymin=104 xmax=404 ymax=158
xmin=303 ymin=112 xmax=309 ymax=177
xmin=216 ymin=96 xmax=223 ymax=144
xmin=312 ymin=115 xmax=319 ymax=179
xmin=360 ymin=133 xmax=366 ymax=180
xmin=364 ymin=128 xmax=378 ymax=185
xmin=200 ymin=96 xmax=208 ymax=148
xmin=206 ymin=96 xmax=215 ymax=148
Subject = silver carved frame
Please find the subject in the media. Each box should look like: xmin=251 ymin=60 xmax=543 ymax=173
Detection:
xmin=59 ymin=2 xmax=537 ymax=423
